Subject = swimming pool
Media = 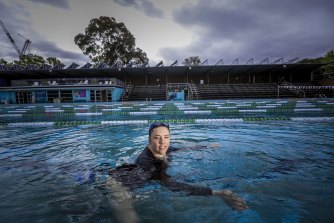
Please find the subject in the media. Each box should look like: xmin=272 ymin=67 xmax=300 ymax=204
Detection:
xmin=0 ymin=99 xmax=334 ymax=222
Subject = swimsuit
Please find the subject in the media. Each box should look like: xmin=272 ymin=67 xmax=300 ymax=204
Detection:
xmin=109 ymin=146 xmax=212 ymax=196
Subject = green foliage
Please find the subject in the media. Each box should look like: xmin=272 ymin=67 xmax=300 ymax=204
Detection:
xmin=74 ymin=16 xmax=148 ymax=66
xmin=13 ymin=54 xmax=46 ymax=67
xmin=299 ymin=57 xmax=323 ymax=63
xmin=182 ymin=56 xmax=201 ymax=66
xmin=46 ymin=57 xmax=61 ymax=67
xmin=0 ymin=55 xmax=63 ymax=68
xmin=322 ymin=49 xmax=334 ymax=63
xmin=321 ymin=50 xmax=334 ymax=78
xmin=0 ymin=58 xmax=8 ymax=65
xmin=300 ymin=49 xmax=334 ymax=79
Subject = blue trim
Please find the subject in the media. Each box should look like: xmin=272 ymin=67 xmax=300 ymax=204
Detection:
xmin=0 ymin=91 xmax=16 ymax=103
xmin=113 ymin=88 xmax=124 ymax=102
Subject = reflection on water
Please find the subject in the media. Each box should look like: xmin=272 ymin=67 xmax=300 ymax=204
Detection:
xmin=0 ymin=122 xmax=334 ymax=222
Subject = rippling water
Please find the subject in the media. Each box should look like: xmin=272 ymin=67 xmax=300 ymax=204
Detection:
xmin=0 ymin=121 xmax=334 ymax=223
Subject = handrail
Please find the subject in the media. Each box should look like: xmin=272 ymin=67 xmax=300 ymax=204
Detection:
xmin=315 ymin=94 xmax=327 ymax=100
xmin=278 ymin=80 xmax=305 ymax=98
xmin=10 ymin=77 xmax=125 ymax=87
xmin=188 ymin=83 xmax=199 ymax=100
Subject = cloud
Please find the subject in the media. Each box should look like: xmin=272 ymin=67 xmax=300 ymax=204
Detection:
xmin=161 ymin=0 xmax=334 ymax=63
xmin=27 ymin=0 xmax=70 ymax=9
xmin=113 ymin=0 xmax=164 ymax=18
xmin=0 ymin=1 xmax=33 ymax=59
xmin=32 ymin=41 xmax=89 ymax=65
xmin=0 ymin=1 xmax=87 ymax=65
xmin=0 ymin=2 xmax=30 ymax=30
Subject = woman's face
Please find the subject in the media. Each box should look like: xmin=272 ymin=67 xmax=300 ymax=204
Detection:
xmin=148 ymin=126 xmax=170 ymax=158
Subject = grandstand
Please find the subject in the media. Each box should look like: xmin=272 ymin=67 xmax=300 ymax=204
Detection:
xmin=196 ymin=83 xmax=279 ymax=99
xmin=0 ymin=59 xmax=333 ymax=104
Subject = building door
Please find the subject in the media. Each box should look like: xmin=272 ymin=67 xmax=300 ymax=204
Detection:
xmin=90 ymin=90 xmax=112 ymax=102
xmin=15 ymin=91 xmax=31 ymax=104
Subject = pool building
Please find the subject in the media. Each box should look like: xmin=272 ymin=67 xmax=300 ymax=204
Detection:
xmin=0 ymin=61 xmax=333 ymax=104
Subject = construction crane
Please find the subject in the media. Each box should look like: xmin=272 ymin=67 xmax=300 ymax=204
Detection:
xmin=0 ymin=19 xmax=31 ymax=58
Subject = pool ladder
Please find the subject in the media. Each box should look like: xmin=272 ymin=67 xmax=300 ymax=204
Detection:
xmin=315 ymin=94 xmax=327 ymax=100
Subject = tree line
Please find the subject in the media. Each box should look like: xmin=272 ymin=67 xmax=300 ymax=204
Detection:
xmin=299 ymin=50 xmax=334 ymax=80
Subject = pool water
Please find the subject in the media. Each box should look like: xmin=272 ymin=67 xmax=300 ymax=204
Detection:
xmin=0 ymin=122 xmax=333 ymax=223
xmin=0 ymin=99 xmax=334 ymax=223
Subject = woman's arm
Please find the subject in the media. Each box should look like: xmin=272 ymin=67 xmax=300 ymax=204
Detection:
xmin=160 ymin=175 xmax=248 ymax=211
xmin=170 ymin=143 xmax=221 ymax=152
xmin=159 ymin=174 xmax=213 ymax=196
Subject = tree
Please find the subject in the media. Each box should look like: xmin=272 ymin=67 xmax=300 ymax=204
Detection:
xmin=46 ymin=57 xmax=61 ymax=67
xmin=321 ymin=49 xmax=334 ymax=78
xmin=300 ymin=50 xmax=334 ymax=79
xmin=0 ymin=58 xmax=9 ymax=65
xmin=182 ymin=56 xmax=201 ymax=66
xmin=74 ymin=16 xmax=148 ymax=66
xmin=12 ymin=54 xmax=46 ymax=67
xmin=2 ymin=55 xmax=63 ymax=68
xmin=299 ymin=57 xmax=323 ymax=64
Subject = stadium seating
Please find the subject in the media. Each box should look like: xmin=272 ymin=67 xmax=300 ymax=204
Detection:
xmin=127 ymin=85 xmax=166 ymax=101
xmin=122 ymin=82 xmax=332 ymax=101
xmin=196 ymin=83 xmax=293 ymax=99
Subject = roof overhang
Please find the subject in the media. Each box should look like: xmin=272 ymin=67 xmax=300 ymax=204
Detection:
xmin=0 ymin=63 xmax=326 ymax=80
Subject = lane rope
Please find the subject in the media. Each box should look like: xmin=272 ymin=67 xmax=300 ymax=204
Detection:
xmin=4 ymin=117 xmax=334 ymax=127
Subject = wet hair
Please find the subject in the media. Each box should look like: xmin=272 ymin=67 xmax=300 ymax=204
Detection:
xmin=149 ymin=122 xmax=170 ymax=137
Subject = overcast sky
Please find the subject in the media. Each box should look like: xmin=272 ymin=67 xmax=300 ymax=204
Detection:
xmin=0 ymin=0 xmax=333 ymax=66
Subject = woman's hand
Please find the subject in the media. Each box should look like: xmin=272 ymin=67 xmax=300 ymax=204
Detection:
xmin=212 ymin=189 xmax=248 ymax=211
xmin=208 ymin=143 xmax=221 ymax=149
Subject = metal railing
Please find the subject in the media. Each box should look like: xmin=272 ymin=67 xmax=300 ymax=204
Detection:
xmin=10 ymin=78 xmax=125 ymax=87
xmin=315 ymin=94 xmax=327 ymax=100
xmin=277 ymin=80 xmax=305 ymax=99
xmin=188 ymin=83 xmax=199 ymax=100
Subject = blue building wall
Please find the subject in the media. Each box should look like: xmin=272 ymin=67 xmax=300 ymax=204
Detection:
xmin=0 ymin=87 xmax=125 ymax=104
xmin=168 ymin=91 xmax=184 ymax=101
xmin=73 ymin=89 xmax=90 ymax=102
xmin=113 ymin=88 xmax=124 ymax=101
xmin=0 ymin=92 xmax=16 ymax=103
xmin=34 ymin=91 xmax=48 ymax=103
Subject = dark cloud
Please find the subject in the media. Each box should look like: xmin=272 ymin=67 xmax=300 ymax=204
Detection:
xmin=0 ymin=2 xmax=30 ymax=30
xmin=0 ymin=1 xmax=33 ymax=60
xmin=113 ymin=0 xmax=164 ymax=18
xmin=162 ymin=0 xmax=334 ymax=64
xmin=27 ymin=0 xmax=70 ymax=9
xmin=0 ymin=1 xmax=87 ymax=65
xmin=33 ymin=41 xmax=89 ymax=65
